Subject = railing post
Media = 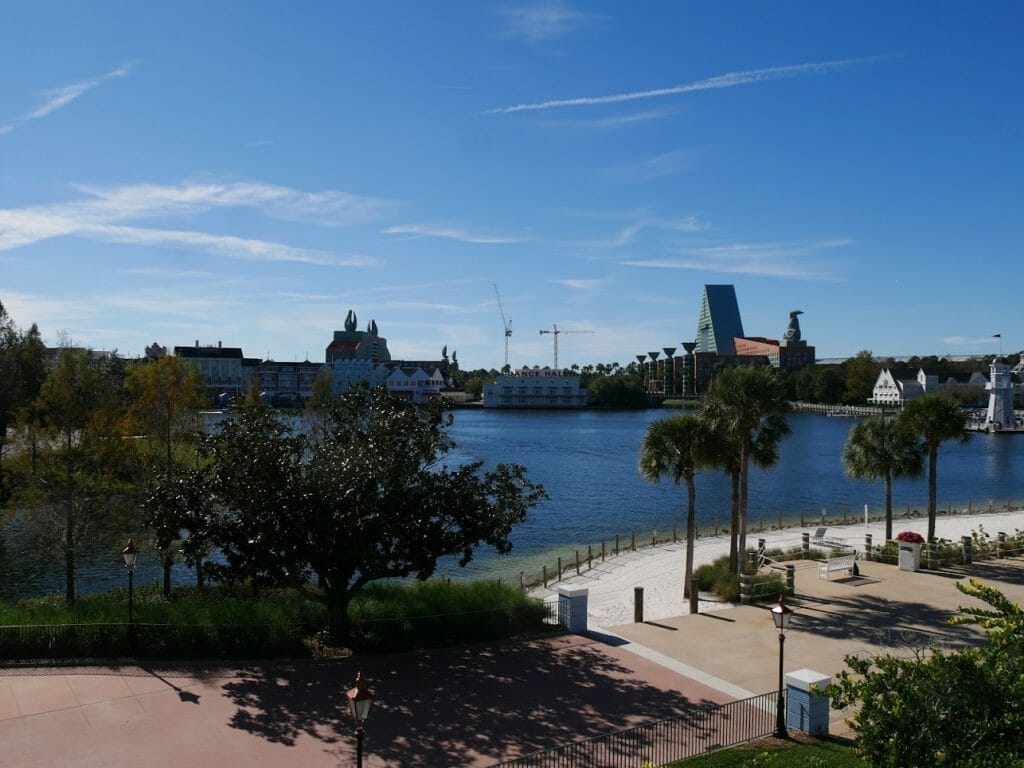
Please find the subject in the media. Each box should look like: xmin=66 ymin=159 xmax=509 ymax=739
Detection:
xmin=634 ymin=587 xmax=644 ymax=623
xmin=689 ymin=578 xmax=699 ymax=615
xmin=557 ymin=556 xmax=562 ymax=582
xmin=785 ymin=564 xmax=795 ymax=596
xmin=615 ymin=534 xmax=620 ymax=556
xmin=997 ymin=531 xmax=1006 ymax=558
xmin=631 ymin=531 xmax=636 ymax=551
xmin=864 ymin=533 xmax=873 ymax=561
xmin=543 ymin=564 xmax=548 ymax=587
xmin=740 ymin=573 xmax=752 ymax=605
xmin=575 ymin=549 xmax=580 ymax=575
xmin=802 ymin=532 xmax=810 ymax=557
xmin=962 ymin=535 xmax=973 ymax=565
xmin=601 ymin=540 xmax=606 ymax=561
xmin=588 ymin=544 xmax=593 ymax=570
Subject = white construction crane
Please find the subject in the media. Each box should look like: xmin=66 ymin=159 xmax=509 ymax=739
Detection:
xmin=493 ymin=283 xmax=512 ymax=369
xmin=539 ymin=324 xmax=594 ymax=369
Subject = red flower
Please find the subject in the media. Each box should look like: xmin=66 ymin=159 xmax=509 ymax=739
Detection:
xmin=896 ymin=531 xmax=925 ymax=544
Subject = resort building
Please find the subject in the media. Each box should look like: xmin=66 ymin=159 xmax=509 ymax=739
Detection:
xmin=325 ymin=310 xmax=392 ymax=363
xmin=483 ymin=366 xmax=587 ymax=409
xmin=870 ymin=367 xmax=990 ymax=406
xmin=174 ymin=341 xmax=247 ymax=399
xmin=644 ymin=289 xmax=816 ymax=397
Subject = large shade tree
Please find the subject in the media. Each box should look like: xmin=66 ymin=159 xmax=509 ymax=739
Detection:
xmin=125 ymin=355 xmax=207 ymax=466
xmin=700 ymin=366 xmax=791 ymax=568
xmin=205 ymin=384 xmax=546 ymax=640
xmin=13 ymin=346 xmax=136 ymax=603
xmin=0 ymin=301 xmax=47 ymax=498
xmin=639 ymin=413 xmax=715 ymax=599
xmin=899 ymin=394 xmax=968 ymax=541
xmin=843 ymin=416 xmax=925 ymax=541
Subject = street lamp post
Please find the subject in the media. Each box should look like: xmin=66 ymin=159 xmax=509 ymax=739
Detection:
xmin=346 ymin=672 xmax=375 ymax=768
xmin=122 ymin=538 xmax=137 ymax=624
xmin=771 ymin=594 xmax=794 ymax=739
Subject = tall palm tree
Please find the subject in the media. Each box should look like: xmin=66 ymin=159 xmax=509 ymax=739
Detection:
xmin=843 ymin=417 xmax=925 ymax=541
xmin=900 ymin=394 xmax=969 ymax=541
xmin=700 ymin=366 xmax=791 ymax=570
xmin=639 ymin=413 xmax=714 ymax=599
xmin=701 ymin=416 xmax=786 ymax=573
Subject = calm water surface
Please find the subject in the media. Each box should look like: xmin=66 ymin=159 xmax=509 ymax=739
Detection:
xmin=3 ymin=409 xmax=1023 ymax=600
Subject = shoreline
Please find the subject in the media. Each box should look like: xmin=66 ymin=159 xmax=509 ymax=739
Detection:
xmin=529 ymin=507 xmax=1024 ymax=628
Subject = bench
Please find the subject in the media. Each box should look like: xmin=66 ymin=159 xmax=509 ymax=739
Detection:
xmin=818 ymin=551 xmax=857 ymax=581
xmin=811 ymin=527 xmax=847 ymax=550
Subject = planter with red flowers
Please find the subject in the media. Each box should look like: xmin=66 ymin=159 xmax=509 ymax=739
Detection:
xmin=896 ymin=531 xmax=925 ymax=571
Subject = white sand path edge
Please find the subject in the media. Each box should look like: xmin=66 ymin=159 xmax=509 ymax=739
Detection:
xmin=530 ymin=509 xmax=1024 ymax=627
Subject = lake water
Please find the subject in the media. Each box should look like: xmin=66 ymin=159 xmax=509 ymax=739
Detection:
xmin=3 ymin=408 xmax=1023 ymax=601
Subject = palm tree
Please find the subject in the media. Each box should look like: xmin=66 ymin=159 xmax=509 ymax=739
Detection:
xmin=843 ymin=417 xmax=925 ymax=541
xmin=699 ymin=419 xmax=784 ymax=573
xmin=639 ymin=413 xmax=714 ymax=598
xmin=900 ymin=394 xmax=969 ymax=541
xmin=700 ymin=366 xmax=791 ymax=569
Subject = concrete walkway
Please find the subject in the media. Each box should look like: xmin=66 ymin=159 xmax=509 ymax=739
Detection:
xmin=2 ymin=556 xmax=1021 ymax=765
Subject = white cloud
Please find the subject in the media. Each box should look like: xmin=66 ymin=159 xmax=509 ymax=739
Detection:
xmin=499 ymin=1 xmax=603 ymax=42
xmin=84 ymin=225 xmax=378 ymax=266
xmin=609 ymin=149 xmax=696 ymax=182
xmin=13 ymin=63 xmax=137 ymax=128
xmin=485 ymin=56 xmax=886 ymax=114
xmin=0 ymin=179 xmax=389 ymax=265
xmin=553 ymin=278 xmax=611 ymax=291
xmin=539 ymin=108 xmax=676 ymax=129
xmin=384 ymin=223 xmax=527 ymax=244
xmin=620 ymin=239 xmax=852 ymax=279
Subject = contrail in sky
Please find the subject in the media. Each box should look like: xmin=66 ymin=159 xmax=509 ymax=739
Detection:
xmin=484 ymin=56 xmax=889 ymax=114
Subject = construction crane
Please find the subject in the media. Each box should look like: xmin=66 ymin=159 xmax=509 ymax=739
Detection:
xmin=493 ymin=283 xmax=512 ymax=369
xmin=539 ymin=324 xmax=594 ymax=369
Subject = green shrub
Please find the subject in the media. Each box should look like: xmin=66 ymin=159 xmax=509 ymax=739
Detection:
xmin=0 ymin=580 xmax=551 ymax=660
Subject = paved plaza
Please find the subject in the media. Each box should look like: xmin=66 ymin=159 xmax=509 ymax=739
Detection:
xmin=1 ymin=556 xmax=1022 ymax=766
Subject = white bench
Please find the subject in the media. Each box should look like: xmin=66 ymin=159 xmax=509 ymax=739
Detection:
xmin=818 ymin=552 xmax=857 ymax=581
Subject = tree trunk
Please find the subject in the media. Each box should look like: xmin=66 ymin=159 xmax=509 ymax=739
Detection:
xmin=684 ymin=479 xmax=696 ymax=600
xmin=728 ymin=471 xmax=740 ymax=573
xmin=328 ymin=593 xmax=353 ymax=643
xmin=927 ymin=447 xmax=938 ymax=541
xmin=162 ymin=559 xmax=172 ymax=598
xmin=65 ymin=549 xmax=76 ymax=604
xmin=884 ymin=470 xmax=893 ymax=542
xmin=737 ymin=437 xmax=751 ymax=572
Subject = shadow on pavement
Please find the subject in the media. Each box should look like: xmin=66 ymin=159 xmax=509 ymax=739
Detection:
xmin=221 ymin=635 xmax=723 ymax=766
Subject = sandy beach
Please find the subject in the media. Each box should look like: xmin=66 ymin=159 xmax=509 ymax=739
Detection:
xmin=532 ymin=507 xmax=1024 ymax=627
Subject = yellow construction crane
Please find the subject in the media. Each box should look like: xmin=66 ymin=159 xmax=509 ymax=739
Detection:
xmin=493 ymin=283 xmax=512 ymax=369
xmin=539 ymin=324 xmax=594 ymax=369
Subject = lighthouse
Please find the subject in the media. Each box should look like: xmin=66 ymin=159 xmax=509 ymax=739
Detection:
xmin=983 ymin=356 xmax=1016 ymax=432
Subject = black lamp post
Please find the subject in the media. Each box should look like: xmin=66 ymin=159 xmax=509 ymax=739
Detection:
xmin=122 ymin=538 xmax=138 ymax=624
xmin=771 ymin=594 xmax=794 ymax=739
xmin=346 ymin=672 xmax=375 ymax=768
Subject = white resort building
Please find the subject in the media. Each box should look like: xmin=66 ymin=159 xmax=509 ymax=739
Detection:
xmin=870 ymin=367 xmax=989 ymax=406
xmin=483 ymin=366 xmax=587 ymax=409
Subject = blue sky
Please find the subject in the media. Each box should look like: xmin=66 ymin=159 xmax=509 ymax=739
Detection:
xmin=1 ymin=2 xmax=1020 ymax=369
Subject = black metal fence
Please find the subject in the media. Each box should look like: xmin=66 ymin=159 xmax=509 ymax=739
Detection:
xmin=489 ymin=691 xmax=778 ymax=768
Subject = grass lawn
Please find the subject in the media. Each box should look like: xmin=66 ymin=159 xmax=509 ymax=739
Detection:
xmin=665 ymin=736 xmax=861 ymax=767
